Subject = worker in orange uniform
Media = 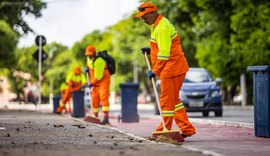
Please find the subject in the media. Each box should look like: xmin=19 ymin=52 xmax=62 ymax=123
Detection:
xmin=57 ymin=66 xmax=87 ymax=114
xmin=84 ymin=45 xmax=111 ymax=125
xmin=60 ymin=82 xmax=71 ymax=113
xmin=135 ymin=2 xmax=196 ymax=138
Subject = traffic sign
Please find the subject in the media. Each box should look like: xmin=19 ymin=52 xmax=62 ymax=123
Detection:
xmin=32 ymin=49 xmax=48 ymax=63
xmin=35 ymin=35 xmax=46 ymax=46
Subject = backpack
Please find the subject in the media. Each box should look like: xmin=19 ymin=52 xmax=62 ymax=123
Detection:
xmin=94 ymin=50 xmax=116 ymax=75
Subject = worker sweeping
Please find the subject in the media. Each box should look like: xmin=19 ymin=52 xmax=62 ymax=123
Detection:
xmin=84 ymin=45 xmax=111 ymax=125
xmin=135 ymin=2 xmax=196 ymax=138
xmin=59 ymin=82 xmax=71 ymax=113
xmin=57 ymin=66 xmax=87 ymax=114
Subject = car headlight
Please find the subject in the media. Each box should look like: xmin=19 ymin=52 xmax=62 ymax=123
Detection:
xmin=210 ymin=90 xmax=221 ymax=97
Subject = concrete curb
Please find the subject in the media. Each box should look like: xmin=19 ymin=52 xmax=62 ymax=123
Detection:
xmin=182 ymin=145 xmax=225 ymax=156
xmin=71 ymin=116 xmax=222 ymax=156
xmin=139 ymin=113 xmax=254 ymax=129
xmin=223 ymin=105 xmax=254 ymax=110
xmin=189 ymin=118 xmax=254 ymax=129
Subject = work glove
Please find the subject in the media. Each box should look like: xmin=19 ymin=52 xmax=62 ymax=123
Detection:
xmin=141 ymin=47 xmax=150 ymax=55
xmin=82 ymin=85 xmax=87 ymax=89
xmin=148 ymin=70 xmax=155 ymax=80
xmin=70 ymin=83 xmax=75 ymax=87
xmin=84 ymin=67 xmax=89 ymax=73
xmin=87 ymin=83 xmax=93 ymax=88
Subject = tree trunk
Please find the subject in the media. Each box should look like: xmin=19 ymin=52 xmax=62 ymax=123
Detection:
xmin=223 ymin=84 xmax=237 ymax=105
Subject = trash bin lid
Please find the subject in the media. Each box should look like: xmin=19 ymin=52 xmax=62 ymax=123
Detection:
xmin=119 ymin=82 xmax=139 ymax=88
xmin=247 ymin=66 xmax=270 ymax=72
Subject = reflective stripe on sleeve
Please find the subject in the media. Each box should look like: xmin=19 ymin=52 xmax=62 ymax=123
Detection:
xmin=158 ymin=55 xmax=169 ymax=60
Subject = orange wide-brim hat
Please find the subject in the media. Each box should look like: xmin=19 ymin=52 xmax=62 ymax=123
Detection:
xmin=85 ymin=45 xmax=96 ymax=56
xmin=134 ymin=2 xmax=158 ymax=18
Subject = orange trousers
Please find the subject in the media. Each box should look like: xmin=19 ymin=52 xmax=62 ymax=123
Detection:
xmin=91 ymin=80 xmax=110 ymax=115
xmin=156 ymin=73 xmax=196 ymax=136
xmin=61 ymin=82 xmax=82 ymax=105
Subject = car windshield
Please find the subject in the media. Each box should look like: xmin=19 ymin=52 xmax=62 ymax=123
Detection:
xmin=184 ymin=69 xmax=212 ymax=83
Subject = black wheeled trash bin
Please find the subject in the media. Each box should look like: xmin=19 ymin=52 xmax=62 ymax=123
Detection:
xmin=52 ymin=95 xmax=61 ymax=113
xmin=247 ymin=65 xmax=270 ymax=137
xmin=119 ymin=83 xmax=139 ymax=122
xmin=72 ymin=90 xmax=85 ymax=118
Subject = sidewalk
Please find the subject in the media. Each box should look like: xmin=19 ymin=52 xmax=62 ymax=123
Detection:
xmin=0 ymin=108 xmax=204 ymax=156
xmin=85 ymin=104 xmax=270 ymax=156
xmin=1 ymin=102 xmax=270 ymax=156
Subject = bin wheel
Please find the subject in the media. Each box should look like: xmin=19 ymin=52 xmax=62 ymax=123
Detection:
xmin=118 ymin=114 xmax=121 ymax=123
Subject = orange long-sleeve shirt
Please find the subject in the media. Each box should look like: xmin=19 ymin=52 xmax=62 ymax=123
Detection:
xmin=150 ymin=15 xmax=189 ymax=79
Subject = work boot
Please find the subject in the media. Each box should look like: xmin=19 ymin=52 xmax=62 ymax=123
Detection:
xmin=93 ymin=112 xmax=99 ymax=118
xmin=100 ymin=118 xmax=111 ymax=125
xmin=181 ymin=134 xmax=188 ymax=138
xmin=181 ymin=132 xmax=196 ymax=138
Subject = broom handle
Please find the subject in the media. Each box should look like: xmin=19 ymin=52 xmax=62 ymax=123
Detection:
xmin=144 ymin=52 xmax=167 ymax=130
xmin=85 ymin=72 xmax=94 ymax=116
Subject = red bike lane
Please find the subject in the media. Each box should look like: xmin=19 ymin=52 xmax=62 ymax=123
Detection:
xmin=107 ymin=114 xmax=270 ymax=156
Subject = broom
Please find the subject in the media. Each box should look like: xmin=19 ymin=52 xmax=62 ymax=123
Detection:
xmin=83 ymin=72 xmax=101 ymax=124
xmin=143 ymin=51 xmax=184 ymax=143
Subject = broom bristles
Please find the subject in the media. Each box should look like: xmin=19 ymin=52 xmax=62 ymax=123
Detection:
xmin=83 ymin=115 xmax=101 ymax=124
xmin=152 ymin=130 xmax=185 ymax=143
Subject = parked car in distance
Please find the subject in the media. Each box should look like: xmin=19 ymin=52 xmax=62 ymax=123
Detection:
xmin=155 ymin=68 xmax=223 ymax=117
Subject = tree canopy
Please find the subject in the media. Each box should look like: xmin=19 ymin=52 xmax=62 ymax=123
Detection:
xmin=1 ymin=0 xmax=270 ymax=104
xmin=0 ymin=0 xmax=46 ymax=68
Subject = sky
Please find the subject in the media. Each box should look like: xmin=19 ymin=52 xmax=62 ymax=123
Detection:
xmin=18 ymin=0 xmax=140 ymax=48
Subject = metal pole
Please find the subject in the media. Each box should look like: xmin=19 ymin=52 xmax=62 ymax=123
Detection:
xmin=133 ymin=51 xmax=138 ymax=83
xmin=49 ymin=47 xmax=56 ymax=105
xmin=241 ymin=73 xmax=247 ymax=106
xmin=38 ymin=36 xmax=42 ymax=111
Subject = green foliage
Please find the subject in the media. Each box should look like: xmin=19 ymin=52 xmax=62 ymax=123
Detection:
xmin=0 ymin=20 xmax=18 ymax=67
xmin=193 ymin=0 xmax=235 ymax=87
xmin=6 ymin=68 xmax=26 ymax=102
xmin=151 ymin=0 xmax=199 ymax=67
xmin=231 ymin=0 xmax=270 ymax=67
xmin=42 ymin=43 xmax=70 ymax=96
xmin=0 ymin=0 xmax=47 ymax=69
xmin=0 ymin=0 xmax=47 ymax=34
xmin=2 ymin=0 xmax=270 ymax=104
xmin=6 ymin=42 xmax=69 ymax=99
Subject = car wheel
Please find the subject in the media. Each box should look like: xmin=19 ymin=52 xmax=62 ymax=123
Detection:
xmin=202 ymin=111 xmax=209 ymax=117
xmin=215 ymin=110 xmax=223 ymax=117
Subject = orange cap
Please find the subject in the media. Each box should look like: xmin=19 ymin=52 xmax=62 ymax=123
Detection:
xmin=74 ymin=66 xmax=81 ymax=75
xmin=85 ymin=45 xmax=96 ymax=56
xmin=134 ymin=2 xmax=158 ymax=18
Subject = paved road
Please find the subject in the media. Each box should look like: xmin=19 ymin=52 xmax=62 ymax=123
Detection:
xmin=187 ymin=106 xmax=254 ymax=123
